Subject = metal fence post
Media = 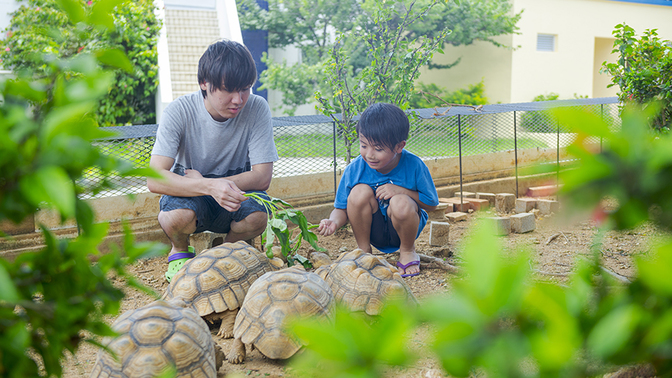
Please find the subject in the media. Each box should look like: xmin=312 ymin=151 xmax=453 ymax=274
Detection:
xmin=514 ymin=111 xmax=518 ymax=198
xmin=333 ymin=120 xmax=337 ymax=195
xmin=600 ymin=104 xmax=604 ymax=153
xmin=458 ymin=114 xmax=463 ymax=206
xmin=557 ymin=119 xmax=560 ymax=198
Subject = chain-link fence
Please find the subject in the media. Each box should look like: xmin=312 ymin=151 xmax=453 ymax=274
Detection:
xmin=82 ymin=97 xmax=620 ymax=199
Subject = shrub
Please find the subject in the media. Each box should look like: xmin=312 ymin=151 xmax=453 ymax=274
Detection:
xmin=408 ymin=80 xmax=488 ymax=109
xmin=0 ymin=0 xmax=161 ymax=126
xmin=602 ymin=24 xmax=672 ymax=132
xmin=0 ymin=0 xmax=165 ymax=376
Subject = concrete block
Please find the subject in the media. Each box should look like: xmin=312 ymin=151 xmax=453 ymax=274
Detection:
xmin=495 ymin=193 xmax=515 ymax=213
xmin=537 ymin=199 xmax=560 ymax=215
xmin=515 ymin=198 xmax=537 ymax=213
xmin=428 ymin=203 xmax=451 ymax=219
xmin=466 ymin=198 xmax=490 ymax=211
xmin=511 ymin=213 xmax=536 ymax=233
xmin=485 ymin=217 xmax=511 ymax=236
xmin=190 ymin=231 xmax=227 ymax=253
xmin=429 ymin=221 xmax=450 ymax=246
xmin=526 ymin=184 xmax=562 ymax=197
xmin=1 ymin=217 xmax=35 ymax=235
xmin=476 ymin=192 xmax=496 ymax=206
xmin=454 ymin=191 xmax=476 ymax=199
xmin=445 ymin=212 xmax=467 ymax=223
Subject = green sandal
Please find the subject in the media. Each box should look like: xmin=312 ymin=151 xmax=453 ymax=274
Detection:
xmin=165 ymin=246 xmax=195 ymax=283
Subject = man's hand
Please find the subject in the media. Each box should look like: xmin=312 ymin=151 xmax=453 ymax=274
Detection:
xmin=210 ymin=178 xmax=247 ymax=212
xmin=317 ymin=219 xmax=338 ymax=236
xmin=375 ymin=183 xmax=407 ymax=201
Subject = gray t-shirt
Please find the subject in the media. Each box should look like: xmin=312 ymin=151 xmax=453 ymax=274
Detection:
xmin=152 ymin=91 xmax=278 ymax=178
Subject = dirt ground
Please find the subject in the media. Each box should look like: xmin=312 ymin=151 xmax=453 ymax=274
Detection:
xmin=62 ymin=204 xmax=660 ymax=378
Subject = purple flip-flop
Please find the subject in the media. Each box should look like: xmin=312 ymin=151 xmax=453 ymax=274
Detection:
xmin=396 ymin=260 xmax=420 ymax=278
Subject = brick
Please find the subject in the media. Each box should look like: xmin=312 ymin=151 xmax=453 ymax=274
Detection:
xmin=485 ymin=217 xmax=511 ymax=236
xmin=466 ymin=198 xmax=490 ymax=211
xmin=445 ymin=212 xmax=467 ymax=223
xmin=454 ymin=191 xmax=476 ymax=199
xmin=537 ymin=199 xmax=560 ymax=215
xmin=510 ymin=213 xmax=536 ymax=233
xmin=429 ymin=221 xmax=450 ymax=246
xmin=476 ymin=192 xmax=496 ymax=206
xmin=526 ymin=184 xmax=563 ymax=197
xmin=428 ymin=203 xmax=451 ymax=219
xmin=515 ymin=198 xmax=537 ymax=213
xmin=442 ymin=197 xmax=471 ymax=212
xmin=495 ymin=193 xmax=515 ymax=213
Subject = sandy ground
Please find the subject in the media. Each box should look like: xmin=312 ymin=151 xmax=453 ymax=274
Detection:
xmin=62 ymin=204 xmax=658 ymax=378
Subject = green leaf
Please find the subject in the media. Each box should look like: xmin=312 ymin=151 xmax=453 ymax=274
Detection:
xmin=0 ymin=263 xmax=19 ymax=302
xmin=88 ymin=0 xmax=128 ymax=29
xmin=587 ymin=304 xmax=641 ymax=358
xmin=56 ymin=0 xmax=85 ymax=24
xmin=95 ymin=48 xmax=133 ymax=73
xmin=19 ymin=166 xmax=76 ymax=218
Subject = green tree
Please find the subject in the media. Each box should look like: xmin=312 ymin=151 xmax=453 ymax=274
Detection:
xmin=237 ymin=0 xmax=521 ymax=115
xmin=0 ymin=0 xmax=161 ymax=126
xmin=602 ymin=24 xmax=672 ymax=131
xmin=315 ymin=0 xmax=448 ymax=164
xmin=408 ymin=80 xmax=488 ymax=109
xmin=0 ymin=0 xmax=165 ymax=376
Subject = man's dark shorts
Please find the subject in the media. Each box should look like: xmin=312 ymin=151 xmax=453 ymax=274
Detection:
xmin=159 ymin=191 xmax=270 ymax=234
xmin=369 ymin=205 xmax=423 ymax=253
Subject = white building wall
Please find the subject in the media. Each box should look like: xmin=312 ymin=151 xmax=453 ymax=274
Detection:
xmin=420 ymin=0 xmax=672 ymax=104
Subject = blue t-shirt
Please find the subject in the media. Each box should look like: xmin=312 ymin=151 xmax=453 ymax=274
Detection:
xmin=334 ymin=149 xmax=439 ymax=253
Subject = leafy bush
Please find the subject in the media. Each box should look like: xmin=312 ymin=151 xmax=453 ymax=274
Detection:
xmin=602 ymin=24 xmax=672 ymax=132
xmin=519 ymin=92 xmax=572 ymax=133
xmin=0 ymin=0 xmax=165 ymax=376
xmin=0 ymin=0 xmax=161 ymax=126
xmin=408 ymin=80 xmax=488 ymax=109
xmin=289 ymin=106 xmax=672 ymax=377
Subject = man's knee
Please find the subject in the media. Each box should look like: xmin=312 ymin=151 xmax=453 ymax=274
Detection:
xmin=158 ymin=208 xmax=197 ymax=233
xmin=348 ymin=184 xmax=375 ymax=208
xmin=232 ymin=211 xmax=267 ymax=235
xmin=388 ymin=195 xmax=418 ymax=220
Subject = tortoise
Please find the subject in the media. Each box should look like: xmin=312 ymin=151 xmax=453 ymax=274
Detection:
xmin=227 ymin=266 xmax=335 ymax=363
xmin=89 ymin=299 xmax=223 ymax=378
xmin=315 ymin=248 xmax=417 ymax=315
xmin=162 ymin=241 xmax=283 ymax=338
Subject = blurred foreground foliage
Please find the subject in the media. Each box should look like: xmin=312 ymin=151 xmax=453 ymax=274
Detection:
xmin=0 ymin=0 xmax=165 ymax=376
xmin=289 ymin=105 xmax=672 ymax=377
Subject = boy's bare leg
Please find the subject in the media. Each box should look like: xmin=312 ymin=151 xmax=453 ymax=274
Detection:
xmin=346 ymin=184 xmax=379 ymax=253
xmin=224 ymin=211 xmax=267 ymax=242
xmin=388 ymin=195 xmax=421 ymax=276
xmin=158 ymin=208 xmax=197 ymax=256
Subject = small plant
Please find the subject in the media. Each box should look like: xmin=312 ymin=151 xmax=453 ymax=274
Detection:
xmin=244 ymin=193 xmax=325 ymax=268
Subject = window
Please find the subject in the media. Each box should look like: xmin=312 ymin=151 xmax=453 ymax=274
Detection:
xmin=537 ymin=34 xmax=556 ymax=52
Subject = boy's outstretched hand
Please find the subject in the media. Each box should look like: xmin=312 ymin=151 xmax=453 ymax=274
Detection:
xmin=317 ymin=219 xmax=338 ymax=236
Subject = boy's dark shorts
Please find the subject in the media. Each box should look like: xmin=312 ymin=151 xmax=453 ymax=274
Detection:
xmin=369 ymin=205 xmax=423 ymax=253
xmin=159 ymin=191 xmax=270 ymax=234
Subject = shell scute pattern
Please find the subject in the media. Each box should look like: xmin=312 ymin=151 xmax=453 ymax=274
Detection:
xmin=316 ymin=249 xmax=417 ymax=315
xmin=163 ymin=241 xmax=281 ymax=331
xmin=231 ymin=267 xmax=335 ymax=361
xmin=89 ymin=300 xmax=221 ymax=378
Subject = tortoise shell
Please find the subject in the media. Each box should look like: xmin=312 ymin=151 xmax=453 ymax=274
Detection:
xmin=162 ymin=241 xmax=282 ymax=337
xmin=230 ymin=266 xmax=334 ymax=361
xmin=89 ymin=299 xmax=222 ymax=378
xmin=315 ymin=249 xmax=417 ymax=315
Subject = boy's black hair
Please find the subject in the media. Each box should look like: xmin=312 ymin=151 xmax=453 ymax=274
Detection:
xmin=356 ymin=103 xmax=409 ymax=151
xmin=198 ymin=40 xmax=257 ymax=98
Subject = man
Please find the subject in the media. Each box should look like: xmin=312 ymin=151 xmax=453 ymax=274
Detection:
xmin=147 ymin=40 xmax=278 ymax=282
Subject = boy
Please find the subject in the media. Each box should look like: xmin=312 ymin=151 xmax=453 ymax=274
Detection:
xmin=147 ymin=40 xmax=278 ymax=282
xmin=318 ymin=103 xmax=439 ymax=277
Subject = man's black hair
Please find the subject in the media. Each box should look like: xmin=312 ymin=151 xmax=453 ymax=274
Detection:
xmin=198 ymin=40 xmax=257 ymax=98
xmin=356 ymin=103 xmax=410 ymax=151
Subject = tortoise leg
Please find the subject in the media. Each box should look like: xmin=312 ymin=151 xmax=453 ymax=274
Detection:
xmin=217 ymin=309 xmax=238 ymax=339
xmin=227 ymin=337 xmax=246 ymax=364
